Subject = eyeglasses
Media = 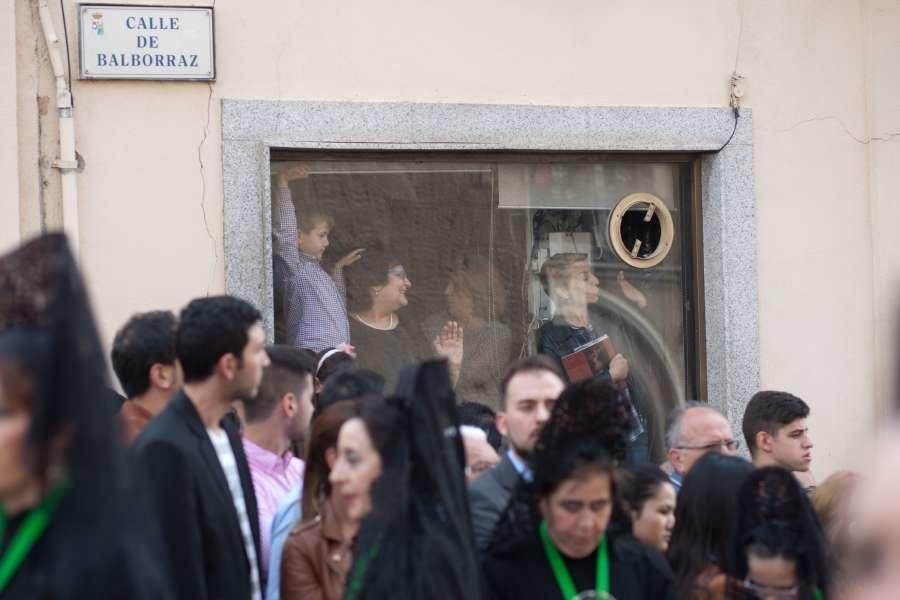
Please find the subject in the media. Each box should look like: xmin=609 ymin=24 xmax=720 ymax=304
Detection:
xmin=738 ymin=578 xmax=799 ymax=599
xmin=387 ymin=265 xmax=408 ymax=280
xmin=675 ymin=439 xmax=741 ymax=453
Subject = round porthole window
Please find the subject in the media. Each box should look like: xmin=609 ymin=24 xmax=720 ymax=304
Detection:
xmin=608 ymin=192 xmax=675 ymax=269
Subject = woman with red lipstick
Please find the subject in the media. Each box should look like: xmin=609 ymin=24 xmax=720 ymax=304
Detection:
xmin=484 ymin=379 xmax=675 ymax=600
xmin=346 ymin=250 xmax=463 ymax=391
xmin=340 ymin=360 xmax=484 ymax=600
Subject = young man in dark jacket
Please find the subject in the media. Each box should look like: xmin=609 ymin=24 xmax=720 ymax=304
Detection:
xmin=133 ymin=295 xmax=271 ymax=600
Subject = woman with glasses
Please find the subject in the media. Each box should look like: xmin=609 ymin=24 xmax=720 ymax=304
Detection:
xmin=727 ymin=467 xmax=829 ymax=600
xmin=345 ymin=249 xmax=461 ymax=390
xmin=667 ymin=452 xmax=754 ymax=599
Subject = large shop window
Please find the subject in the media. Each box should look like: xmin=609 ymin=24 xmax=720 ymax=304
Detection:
xmin=270 ymin=153 xmax=703 ymax=461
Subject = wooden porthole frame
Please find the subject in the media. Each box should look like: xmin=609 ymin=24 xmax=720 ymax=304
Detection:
xmin=608 ymin=192 xmax=675 ymax=269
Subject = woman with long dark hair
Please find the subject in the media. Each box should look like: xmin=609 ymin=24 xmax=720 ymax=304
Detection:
xmin=621 ymin=464 xmax=677 ymax=553
xmin=727 ymin=467 xmax=829 ymax=600
xmin=667 ymin=452 xmax=754 ymax=599
xmin=0 ymin=234 xmax=169 ymax=598
xmin=484 ymin=379 xmax=675 ymax=599
xmin=339 ymin=360 xmax=483 ymax=599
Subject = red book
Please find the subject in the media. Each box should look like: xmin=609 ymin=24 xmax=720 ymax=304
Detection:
xmin=560 ymin=335 xmax=617 ymax=383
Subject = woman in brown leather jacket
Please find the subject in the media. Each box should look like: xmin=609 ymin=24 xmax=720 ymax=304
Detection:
xmin=280 ymin=400 xmax=359 ymax=600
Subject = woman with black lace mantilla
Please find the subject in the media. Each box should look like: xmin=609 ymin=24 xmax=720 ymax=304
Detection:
xmin=0 ymin=234 xmax=170 ymax=599
xmin=483 ymin=378 xmax=675 ymax=600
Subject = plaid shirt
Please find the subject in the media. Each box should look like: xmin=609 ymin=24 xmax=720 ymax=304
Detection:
xmin=272 ymin=186 xmax=350 ymax=352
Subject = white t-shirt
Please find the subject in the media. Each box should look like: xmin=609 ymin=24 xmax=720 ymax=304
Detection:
xmin=207 ymin=428 xmax=262 ymax=600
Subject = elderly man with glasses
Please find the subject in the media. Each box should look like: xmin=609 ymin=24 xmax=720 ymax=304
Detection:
xmin=664 ymin=402 xmax=739 ymax=491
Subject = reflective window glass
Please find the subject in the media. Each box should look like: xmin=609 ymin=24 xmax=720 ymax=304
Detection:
xmin=271 ymin=155 xmax=701 ymax=462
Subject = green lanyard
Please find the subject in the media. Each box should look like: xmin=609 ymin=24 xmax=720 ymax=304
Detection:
xmin=539 ymin=520 xmax=609 ymax=600
xmin=345 ymin=533 xmax=383 ymax=600
xmin=0 ymin=481 xmax=68 ymax=594
xmin=813 ymin=588 xmax=824 ymax=600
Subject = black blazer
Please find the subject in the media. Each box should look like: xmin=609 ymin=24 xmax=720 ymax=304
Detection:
xmin=132 ymin=391 xmax=262 ymax=600
xmin=468 ymin=452 xmax=522 ymax=552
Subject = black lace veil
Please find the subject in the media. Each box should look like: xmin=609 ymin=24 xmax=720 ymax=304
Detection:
xmin=0 ymin=233 xmax=170 ymax=598
xmin=728 ymin=466 xmax=829 ymax=597
xmin=346 ymin=359 xmax=484 ymax=599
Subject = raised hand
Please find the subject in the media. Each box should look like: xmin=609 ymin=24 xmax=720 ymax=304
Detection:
xmin=336 ymin=343 xmax=357 ymax=359
xmin=609 ymin=353 xmax=629 ymax=384
xmin=334 ymin=249 xmax=365 ymax=269
xmin=617 ymin=270 xmax=648 ymax=309
xmin=276 ymin=165 xmax=309 ymax=187
xmin=433 ymin=320 xmax=464 ymax=372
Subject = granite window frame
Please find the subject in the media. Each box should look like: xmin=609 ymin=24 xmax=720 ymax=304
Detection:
xmin=222 ymin=100 xmax=757 ymax=425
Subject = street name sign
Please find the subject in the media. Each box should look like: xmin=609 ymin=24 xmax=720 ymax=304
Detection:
xmin=79 ymin=4 xmax=215 ymax=80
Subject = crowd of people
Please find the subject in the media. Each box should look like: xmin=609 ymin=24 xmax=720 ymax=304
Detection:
xmin=2 ymin=232 xmax=900 ymax=600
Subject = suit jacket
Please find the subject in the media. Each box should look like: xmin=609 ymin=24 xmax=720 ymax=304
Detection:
xmin=468 ymin=452 xmax=522 ymax=552
xmin=133 ymin=390 xmax=263 ymax=600
xmin=279 ymin=498 xmax=352 ymax=600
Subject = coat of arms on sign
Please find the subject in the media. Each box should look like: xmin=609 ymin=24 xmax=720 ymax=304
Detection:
xmin=91 ymin=12 xmax=104 ymax=35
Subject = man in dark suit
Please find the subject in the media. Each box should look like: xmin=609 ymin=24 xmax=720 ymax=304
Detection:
xmin=469 ymin=356 xmax=565 ymax=551
xmin=133 ymin=296 xmax=271 ymax=600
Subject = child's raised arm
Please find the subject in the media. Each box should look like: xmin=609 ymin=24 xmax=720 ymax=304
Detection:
xmin=272 ymin=167 xmax=308 ymax=285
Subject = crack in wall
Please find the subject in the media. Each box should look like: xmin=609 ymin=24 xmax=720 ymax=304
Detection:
xmin=197 ymin=0 xmax=218 ymax=296
xmin=198 ymin=81 xmax=217 ymax=296
xmin=776 ymin=115 xmax=900 ymax=144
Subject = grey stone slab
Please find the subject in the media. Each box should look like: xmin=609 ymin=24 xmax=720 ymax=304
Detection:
xmin=222 ymin=100 xmax=750 ymax=151
xmin=701 ymin=114 xmax=758 ymax=431
xmin=222 ymin=140 xmax=275 ymax=337
xmin=222 ymin=100 xmax=758 ymax=421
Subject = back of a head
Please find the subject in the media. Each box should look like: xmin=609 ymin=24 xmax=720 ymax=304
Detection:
xmin=810 ymin=470 xmax=859 ymax=547
xmin=316 ymin=347 xmax=355 ymax=386
xmin=315 ymin=368 xmax=385 ymax=419
xmin=668 ymin=452 xmax=754 ymax=597
xmin=730 ymin=466 xmax=828 ymax=593
xmin=742 ymin=390 xmax=810 ymax=457
xmin=111 ymin=310 xmax=177 ymax=399
xmin=458 ymin=401 xmax=502 ymax=452
xmin=176 ymin=295 xmax=262 ymax=383
xmin=244 ymin=344 xmax=315 ymax=424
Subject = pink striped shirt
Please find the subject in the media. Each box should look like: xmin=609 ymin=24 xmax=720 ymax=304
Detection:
xmin=242 ymin=438 xmax=305 ymax=578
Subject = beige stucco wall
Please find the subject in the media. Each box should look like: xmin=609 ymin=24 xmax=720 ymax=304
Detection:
xmin=10 ymin=0 xmax=899 ymax=478
xmin=1 ymin=2 xmax=20 ymax=253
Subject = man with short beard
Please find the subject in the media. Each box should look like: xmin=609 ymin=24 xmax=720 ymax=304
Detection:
xmin=134 ymin=296 xmax=270 ymax=600
xmin=469 ymin=356 xmax=565 ymax=551
xmin=241 ymin=344 xmax=315 ymax=584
